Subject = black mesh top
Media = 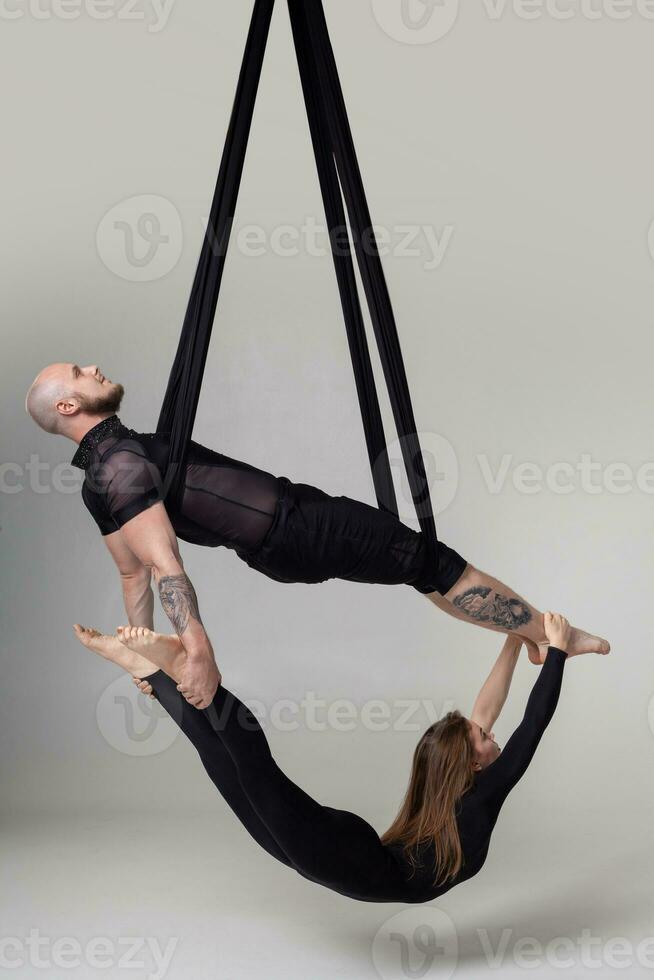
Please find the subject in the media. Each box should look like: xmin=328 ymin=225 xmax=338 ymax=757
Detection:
xmin=71 ymin=415 xmax=281 ymax=553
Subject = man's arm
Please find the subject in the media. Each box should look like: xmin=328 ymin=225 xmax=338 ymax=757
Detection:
xmin=470 ymin=635 xmax=523 ymax=734
xmin=104 ymin=531 xmax=155 ymax=629
xmin=113 ymin=502 xmax=219 ymax=708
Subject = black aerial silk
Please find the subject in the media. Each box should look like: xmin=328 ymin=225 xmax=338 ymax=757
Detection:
xmin=157 ymin=0 xmax=439 ymax=559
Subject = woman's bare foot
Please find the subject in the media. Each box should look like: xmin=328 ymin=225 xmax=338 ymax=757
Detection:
xmin=533 ymin=624 xmax=610 ymax=664
xmin=73 ymin=624 xmax=159 ymax=679
xmin=116 ymin=626 xmax=186 ymax=683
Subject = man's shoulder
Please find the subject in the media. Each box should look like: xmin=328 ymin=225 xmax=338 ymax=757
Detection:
xmin=85 ymin=432 xmax=166 ymax=491
xmin=114 ymin=421 xmax=161 ymax=445
xmin=96 ymin=426 xmax=167 ymax=463
xmin=118 ymin=421 xmax=212 ymax=460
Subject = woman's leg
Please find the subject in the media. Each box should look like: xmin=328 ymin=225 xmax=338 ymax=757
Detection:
xmin=119 ymin=627 xmax=400 ymax=900
xmin=146 ymin=671 xmax=294 ymax=868
xmin=202 ymin=686 xmax=382 ymax=892
xmin=73 ymin=625 xmax=292 ymax=867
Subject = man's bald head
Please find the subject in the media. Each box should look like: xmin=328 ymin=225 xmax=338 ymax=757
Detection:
xmin=26 ymin=363 xmax=77 ymax=434
xmin=25 ymin=363 xmax=125 ymax=436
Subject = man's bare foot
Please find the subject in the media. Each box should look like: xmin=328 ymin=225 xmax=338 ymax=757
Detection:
xmin=116 ymin=626 xmax=186 ymax=684
xmin=534 ymin=625 xmax=610 ymax=664
xmin=73 ymin=624 xmax=159 ymax=679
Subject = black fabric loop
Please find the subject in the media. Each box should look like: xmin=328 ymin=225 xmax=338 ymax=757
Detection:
xmin=157 ymin=0 xmax=438 ymax=556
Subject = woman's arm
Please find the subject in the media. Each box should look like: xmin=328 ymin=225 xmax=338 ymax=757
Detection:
xmin=470 ymin=635 xmax=523 ymax=734
xmin=475 ymin=646 xmax=567 ymax=811
xmin=475 ymin=615 xmax=572 ymax=811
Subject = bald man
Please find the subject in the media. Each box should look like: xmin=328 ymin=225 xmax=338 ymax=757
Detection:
xmin=26 ymin=362 xmax=610 ymax=707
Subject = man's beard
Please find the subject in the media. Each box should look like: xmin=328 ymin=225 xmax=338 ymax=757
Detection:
xmin=79 ymin=382 xmax=125 ymax=415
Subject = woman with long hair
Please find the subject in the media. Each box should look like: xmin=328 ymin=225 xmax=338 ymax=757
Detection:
xmin=73 ymin=613 xmax=598 ymax=903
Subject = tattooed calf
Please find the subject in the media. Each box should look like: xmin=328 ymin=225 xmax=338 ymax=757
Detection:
xmin=452 ymin=586 xmax=532 ymax=630
xmin=158 ymin=573 xmax=203 ymax=636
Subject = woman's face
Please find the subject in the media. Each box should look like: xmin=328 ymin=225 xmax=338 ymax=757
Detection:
xmin=467 ymin=720 xmax=501 ymax=770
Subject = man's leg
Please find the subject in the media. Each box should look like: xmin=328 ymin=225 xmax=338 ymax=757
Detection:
xmin=425 ymin=564 xmax=609 ymax=662
xmin=234 ymin=481 xmax=610 ymax=660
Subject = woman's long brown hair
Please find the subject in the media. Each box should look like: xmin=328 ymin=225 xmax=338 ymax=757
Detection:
xmin=381 ymin=711 xmax=475 ymax=885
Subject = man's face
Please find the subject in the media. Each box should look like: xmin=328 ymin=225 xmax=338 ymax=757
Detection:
xmin=42 ymin=362 xmax=125 ymax=417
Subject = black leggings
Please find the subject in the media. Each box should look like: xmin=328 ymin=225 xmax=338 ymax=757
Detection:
xmin=148 ymin=670 xmax=422 ymax=903
xmin=141 ymin=649 xmax=569 ymax=903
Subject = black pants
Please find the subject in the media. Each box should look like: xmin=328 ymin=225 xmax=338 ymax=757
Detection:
xmin=240 ymin=478 xmax=467 ymax=595
xmin=148 ymin=670 xmax=434 ymax=904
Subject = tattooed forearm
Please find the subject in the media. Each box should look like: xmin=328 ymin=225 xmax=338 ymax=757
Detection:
xmin=452 ymin=586 xmax=532 ymax=630
xmin=158 ymin=573 xmax=203 ymax=636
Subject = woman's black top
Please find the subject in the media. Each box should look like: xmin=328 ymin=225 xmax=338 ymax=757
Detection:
xmin=388 ymin=646 xmax=569 ymax=901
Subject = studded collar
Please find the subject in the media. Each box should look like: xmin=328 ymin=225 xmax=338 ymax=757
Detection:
xmin=70 ymin=415 xmax=125 ymax=470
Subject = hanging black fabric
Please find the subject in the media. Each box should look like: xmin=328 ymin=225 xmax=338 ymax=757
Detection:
xmin=157 ymin=0 xmax=275 ymax=507
xmin=157 ymin=0 xmax=439 ymax=557
xmin=288 ymin=4 xmax=396 ymax=517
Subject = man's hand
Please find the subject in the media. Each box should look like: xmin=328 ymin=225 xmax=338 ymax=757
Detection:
xmin=177 ymin=654 xmax=222 ymax=709
xmin=544 ymin=611 xmax=571 ymax=653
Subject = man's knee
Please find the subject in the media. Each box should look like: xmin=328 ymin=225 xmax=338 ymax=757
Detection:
xmin=413 ymin=540 xmax=468 ymax=596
